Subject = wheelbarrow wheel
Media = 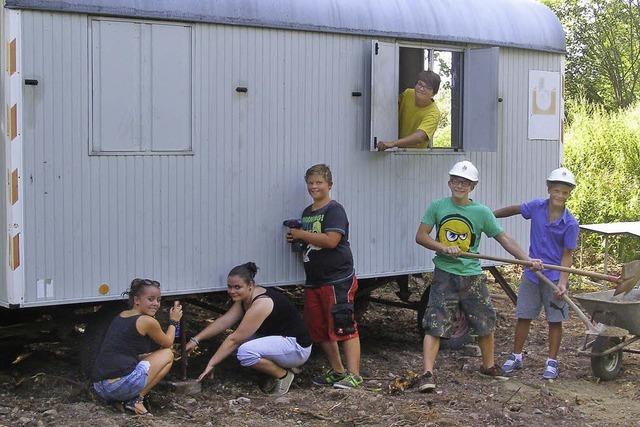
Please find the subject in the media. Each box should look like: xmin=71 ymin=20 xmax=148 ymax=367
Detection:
xmin=590 ymin=336 xmax=623 ymax=381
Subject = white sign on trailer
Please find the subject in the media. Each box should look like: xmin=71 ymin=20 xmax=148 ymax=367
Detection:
xmin=528 ymin=70 xmax=561 ymax=140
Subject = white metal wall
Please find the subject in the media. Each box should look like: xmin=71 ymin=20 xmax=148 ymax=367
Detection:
xmin=18 ymin=11 xmax=562 ymax=306
xmin=0 ymin=4 xmax=7 ymax=306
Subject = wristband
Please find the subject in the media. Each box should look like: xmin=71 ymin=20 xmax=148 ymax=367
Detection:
xmin=189 ymin=337 xmax=200 ymax=347
xmin=169 ymin=319 xmax=180 ymax=327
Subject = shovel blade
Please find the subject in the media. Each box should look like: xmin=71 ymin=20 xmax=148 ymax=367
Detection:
xmin=614 ymin=260 xmax=640 ymax=295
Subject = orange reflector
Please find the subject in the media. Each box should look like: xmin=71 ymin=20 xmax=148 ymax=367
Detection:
xmin=10 ymin=169 xmax=18 ymax=205
xmin=9 ymin=105 xmax=17 ymax=140
xmin=8 ymin=39 xmax=16 ymax=75
xmin=98 ymin=283 xmax=110 ymax=295
xmin=9 ymin=233 xmax=20 ymax=270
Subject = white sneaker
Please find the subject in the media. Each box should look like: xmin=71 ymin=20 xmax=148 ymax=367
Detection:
xmin=269 ymin=371 xmax=294 ymax=397
xmin=542 ymin=360 xmax=559 ymax=380
xmin=501 ymin=354 xmax=523 ymax=375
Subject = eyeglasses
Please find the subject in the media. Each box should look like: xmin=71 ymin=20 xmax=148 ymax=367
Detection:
xmin=415 ymin=80 xmax=432 ymax=91
xmin=449 ymin=178 xmax=473 ymax=188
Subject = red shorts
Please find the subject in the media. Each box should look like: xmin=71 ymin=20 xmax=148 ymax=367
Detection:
xmin=303 ymin=276 xmax=359 ymax=343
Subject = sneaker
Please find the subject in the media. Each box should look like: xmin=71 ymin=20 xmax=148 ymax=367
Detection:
xmin=333 ymin=372 xmax=363 ymax=389
xmin=479 ymin=365 xmax=509 ymax=380
xmin=259 ymin=377 xmax=276 ymax=394
xmin=413 ymin=371 xmax=436 ymax=393
xmin=542 ymin=360 xmax=559 ymax=380
xmin=312 ymin=369 xmax=347 ymax=386
xmin=501 ymin=354 xmax=523 ymax=375
xmin=268 ymin=370 xmax=295 ymax=397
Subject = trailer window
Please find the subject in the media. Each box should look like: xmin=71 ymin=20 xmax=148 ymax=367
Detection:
xmin=90 ymin=19 xmax=193 ymax=155
xmin=398 ymin=47 xmax=462 ymax=150
xmin=371 ymin=41 xmax=499 ymax=153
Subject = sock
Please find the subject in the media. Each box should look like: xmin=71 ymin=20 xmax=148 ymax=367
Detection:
xmin=546 ymin=358 xmax=557 ymax=364
xmin=513 ymin=353 xmax=523 ymax=362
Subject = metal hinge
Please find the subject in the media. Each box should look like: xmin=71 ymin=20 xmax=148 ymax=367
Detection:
xmin=375 ymin=42 xmax=379 ymax=55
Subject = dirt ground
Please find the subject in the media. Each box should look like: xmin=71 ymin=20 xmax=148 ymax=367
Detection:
xmin=1 ymin=272 xmax=640 ymax=426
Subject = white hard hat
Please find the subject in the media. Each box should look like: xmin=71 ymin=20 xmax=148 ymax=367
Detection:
xmin=546 ymin=167 xmax=576 ymax=187
xmin=449 ymin=160 xmax=479 ymax=182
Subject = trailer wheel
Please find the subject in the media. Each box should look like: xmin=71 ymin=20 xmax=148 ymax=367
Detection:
xmin=80 ymin=301 xmax=126 ymax=379
xmin=416 ymin=287 xmax=472 ymax=349
xmin=590 ymin=336 xmax=623 ymax=381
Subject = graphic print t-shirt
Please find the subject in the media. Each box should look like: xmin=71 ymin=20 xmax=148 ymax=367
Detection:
xmin=421 ymin=197 xmax=503 ymax=276
xmin=301 ymin=200 xmax=354 ymax=287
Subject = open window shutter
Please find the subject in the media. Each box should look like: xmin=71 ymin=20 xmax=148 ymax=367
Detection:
xmin=462 ymin=47 xmax=499 ymax=152
xmin=370 ymin=40 xmax=398 ymax=151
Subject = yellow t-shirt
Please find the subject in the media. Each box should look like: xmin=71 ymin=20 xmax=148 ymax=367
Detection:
xmin=398 ymin=89 xmax=441 ymax=149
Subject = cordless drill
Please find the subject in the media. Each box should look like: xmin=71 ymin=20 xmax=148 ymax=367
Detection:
xmin=283 ymin=219 xmax=305 ymax=252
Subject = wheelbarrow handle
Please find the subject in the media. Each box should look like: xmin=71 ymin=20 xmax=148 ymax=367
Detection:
xmin=459 ymin=253 xmax=621 ymax=283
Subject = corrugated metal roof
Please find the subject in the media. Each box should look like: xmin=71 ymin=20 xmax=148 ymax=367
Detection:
xmin=4 ymin=0 xmax=566 ymax=53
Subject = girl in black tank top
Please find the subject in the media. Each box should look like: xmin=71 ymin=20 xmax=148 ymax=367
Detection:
xmin=91 ymin=279 xmax=183 ymax=416
xmin=186 ymin=262 xmax=311 ymax=397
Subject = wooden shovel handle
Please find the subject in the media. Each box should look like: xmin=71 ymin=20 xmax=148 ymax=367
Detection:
xmin=459 ymin=252 xmax=621 ymax=283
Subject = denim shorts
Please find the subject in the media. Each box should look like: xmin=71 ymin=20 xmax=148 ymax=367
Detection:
xmin=93 ymin=360 xmax=150 ymax=402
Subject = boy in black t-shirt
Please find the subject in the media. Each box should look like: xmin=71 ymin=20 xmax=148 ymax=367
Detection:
xmin=286 ymin=164 xmax=362 ymax=389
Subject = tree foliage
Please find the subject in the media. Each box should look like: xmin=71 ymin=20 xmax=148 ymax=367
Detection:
xmin=543 ymin=0 xmax=640 ymax=110
xmin=563 ymin=102 xmax=640 ymax=260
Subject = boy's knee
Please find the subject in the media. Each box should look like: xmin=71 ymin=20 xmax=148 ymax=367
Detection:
xmin=236 ymin=343 xmax=260 ymax=367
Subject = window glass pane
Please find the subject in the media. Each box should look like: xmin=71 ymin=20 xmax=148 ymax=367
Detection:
xmin=151 ymin=24 xmax=192 ymax=151
xmin=431 ymin=50 xmax=452 ymax=148
xmin=91 ymin=20 xmax=142 ymax=152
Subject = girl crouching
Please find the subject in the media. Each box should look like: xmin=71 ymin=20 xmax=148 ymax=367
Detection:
xmin=187 ymin=262 xmax=312 ymax=396
xmin=91 ymin=279 xmax=182 ymax=415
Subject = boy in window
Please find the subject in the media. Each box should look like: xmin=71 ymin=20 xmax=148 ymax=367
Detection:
xmin=497 ymin=167 xmax=579 ymax=380
xmin=377 ymin=70 xmax=441 ymax=151
xmin=412 ymin=160 xmax=543 ymax=392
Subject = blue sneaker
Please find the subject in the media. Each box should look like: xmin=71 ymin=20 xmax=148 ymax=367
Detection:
xmin=501 ymin=354 xmax=523 ymax=375
xmin=542 ymin=360 xmax=559 ymax=379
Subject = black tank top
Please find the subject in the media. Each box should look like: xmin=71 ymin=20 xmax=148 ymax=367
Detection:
xmin=91 ymin=314 xmax=155 ymax=382
xmin=249 ymin=288 xmax=312 ymax=348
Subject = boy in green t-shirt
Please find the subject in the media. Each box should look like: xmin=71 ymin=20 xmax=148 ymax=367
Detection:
xmin=412 ymin=160 xmax=543 ymax=392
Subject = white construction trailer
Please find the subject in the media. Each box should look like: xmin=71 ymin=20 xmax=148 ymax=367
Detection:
xmin=0 ymin=0 xmax=566 ymax=311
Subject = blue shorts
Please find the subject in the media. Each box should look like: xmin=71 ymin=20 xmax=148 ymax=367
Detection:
xmin=93 ymin=360 xmax=150 ymax=402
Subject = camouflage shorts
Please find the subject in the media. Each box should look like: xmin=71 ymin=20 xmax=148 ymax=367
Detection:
xmin=422 ymin=268 xmax=496 ymax=338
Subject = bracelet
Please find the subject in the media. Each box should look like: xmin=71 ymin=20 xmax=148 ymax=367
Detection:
xmin=189 ymin=337 xmax=200 ymax=347
xmin=169 ymin=319 xmax=180 ymax=327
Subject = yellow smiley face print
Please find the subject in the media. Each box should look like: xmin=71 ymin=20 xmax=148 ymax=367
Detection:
xmin=437 ymin=214 xmax=475 ymax=252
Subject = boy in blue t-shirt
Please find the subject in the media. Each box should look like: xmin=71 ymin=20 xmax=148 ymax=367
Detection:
xmin=497 ymin=167 xmax=579 ymax=380
xmin=412 ymin=160 xmax=543 ymax=393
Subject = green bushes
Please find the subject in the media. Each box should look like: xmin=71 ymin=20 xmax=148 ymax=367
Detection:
xmin=563 ymin=102 xmax=640 ymax=261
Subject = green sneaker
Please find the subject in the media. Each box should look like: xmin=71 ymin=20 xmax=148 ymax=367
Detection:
xmin=312 ymin=369 xmax=347 ymax=386
xmin=333 ymin=372 xmax=363 ymax=389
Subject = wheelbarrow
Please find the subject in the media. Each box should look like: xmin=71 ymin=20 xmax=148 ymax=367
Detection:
xmin=574 ymin=289 xmax=640 ymax=380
